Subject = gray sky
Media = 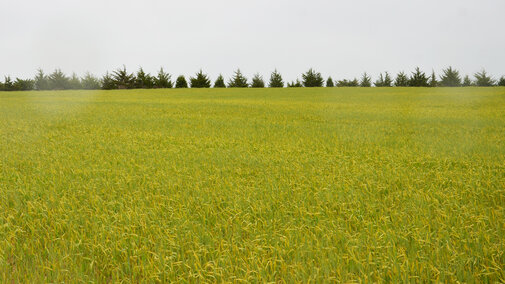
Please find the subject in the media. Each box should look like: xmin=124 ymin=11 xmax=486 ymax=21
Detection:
xmin=1 ymin=0 xmax=504 ymax=82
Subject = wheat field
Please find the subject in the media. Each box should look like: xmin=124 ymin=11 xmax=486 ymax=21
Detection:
xmin=1 ymin=87 xmax=504 ymax=282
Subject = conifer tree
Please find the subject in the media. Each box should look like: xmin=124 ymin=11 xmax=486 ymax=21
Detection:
xmin=135 ymin=68 xmax=154 ymax=89
xmin=34 ymin=69 xmax=50 ymax=90
xmin=48 ymin=69 xmax=71 ymax=89
xmin=374 ymin=72 xmax=392 ymax=87
xmin=69 ymin=73 xmax=82 ymax=89
xmin=429 ymin=70 xmax=438 ymax=87
xmin=462 ymin=75 xmax=473 ymax=87
xmin=101 ymin=72 xmax=116 ymax=90
xmin=326 ymin=77 xmax=334 ymax=87
xmin=81 ymin=72 xmax=101 ymax=89
xmin=408 ymin=67 xmax=429 ymax=87
xmin=213 ymin=74 xmax=226 ymax=88
xmin=439 ymin=67 xmax=462 ymax=87
xmin=112 ymin=66 xmax=135 ymax=89
xmin=360 ymin=72 xmax=372 ymax=87
xmin=175 ymin=75 xmax=188 ymax=88
xmin=13 ymin=78 xmax=35 ymax=91
xmin=395 ymin=71 xmax=409 ymax=87
xmin=154 ymin=68 xmax=172 ymax=88
xmin=190 ymin=70 xmax=211 ymax=88
xmin=287 ymin=79 xmax=303 ymax=87
xmin=302 ymin=68 xmax=324 ymax=87
xmin=251 ymin=73 xmax=265 ymax=88
xmin=474 ymin=70 xmax=495 ymax=86
xmin=3 ymin=76 xmax=14 ymax=91
xmin=498 ymin=76 xmax=505 ymax=86
xmin=268 ymin=69 xmax=284 ymax=88
xmin=228 ymin=69 xmax=248 ymax=88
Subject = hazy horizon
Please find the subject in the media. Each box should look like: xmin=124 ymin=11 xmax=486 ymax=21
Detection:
xmin=1 ymin=0 xmax=504 ymax=82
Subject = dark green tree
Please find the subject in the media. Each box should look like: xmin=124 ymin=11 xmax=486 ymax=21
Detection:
xmin=81 ymin=72 xmax=101 ymax=89
xmin=135 ymin=68 xmax=154 ymax=89
xmin=337 ymin=78 xmax=359 ymax=87
xmin=408 ymin=67 xmax=429 ymax=87
xmin=69 ymin=73 xmax=82 ymax=89
xmin=395 ymin=72 xmax=409 ymax=87
xmin=498 ymin=76 xmax=505 ymax=86
xmin=3 ymin=76 xmax=14 ymax=91
xmin=112 ymin=66 xmax=135 ymax=89
xmin=213 ymin=74 xmax=226 ymax=88
xmin=302 ymin=68 xmax=324 ymax=87
xmin=101 ymin=72 xmax=116 ymax=90
xmin=374 ymin=72 xmax=392 ymax=87
xmin=429 ymin=70 xmax=438 ymax=87
xmin=228 ymin=69 xmax=248 ymax=88
xmin=13 ymin=78 xmax=35 ymax=91
xmin=287 ymin=79 xmax=303 ymax=87
xmin=251 ymin=73 xmax=265 ymax=88
xmin=268 ymin=69 xmax=284 ymax=88
xmin=154 ymin=68 xmax=172 ymax=88
xmin=474 ymin=70 xmax=495 ymax=86
xmin=360 ymin=72 xmax=372 ymax=87
xmin=175 ymin=75 xmax=188 ymax=88
xmin=462 ymin=75 xmax=473 ymax=87
xmin=48 ymin=69 xmax=71 ymax=89
xmin=0 ymin=80 xmax=3 ymax=91
xmin=34 ymin=69 xmax=50 ymax=90
xmin=326 ymin=77 xmax=334 ymax=87
xmin=439 ymin=67 xmax=462 ymax=87
xmin=190 ymin=70 xmax=211 ymax=88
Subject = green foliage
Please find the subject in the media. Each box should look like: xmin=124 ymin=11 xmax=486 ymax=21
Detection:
xmin=2 ymin=76 xmax=14 ymax=91
xmin=250 ymin=73 xmax=265 ymax=88
xmin=326 ymin=77 xmax=334 ymax=87
xmin=69 ymin=73 xmax=82 ymax=89
xmin=34 ymin=69 xmax=50 ymax=90
xmin=337 ymin=78 xmax=359 ymax=87
xmin=462 ymin=75 xmax=473 ymax=87
xmin=498 ymin=76 xmax=505 ymax=87
xmin=135 ymin=68 xmax=155 ymax=89
xmin=439 ymin=67 xmax=461 ymax=87
xmin=81 ymin=72 xmax=101 ymax=90
xmin=302 ymin=68 xmax=324 ymax=87
xmin=268 ymin=69 xmax=284 ymax=88
xmin=360 ymin=72 xmax=372 ymax=87
xmin=228 ymin=69 xmax=249 ymax=88
xmin=374 ymin=72 xmax=393 ymax=87
xmin=190 ymin=70 xmax=211 ymax=88
xmin=287 ymin=79 xmax=303 ymax=87
xmin=175 ymin=75 xmax=188 ymax=88
xmin=213 ymin=74 xmax=226 ymax=88
xmin=48 ymin=69 xmax=71 ymax=90
xmin=408 ymin=67 xmax=429 ymax=87
xmin=429 ymin=70 xmax=438 ymax=87
xmin=13 ymin=78 xmax=35 ymax=91
xmin=101 ymin=72 xmax=116 ymax=90
xmin=112 ymin=66 xmax=135 ymax=89
xmin=394 ymin=72 xmax=409 ymax=87
xmin=474 ymin=70 xmax=495 ymax=86
xmin=154 ymin=68 xmax=172 ymax=89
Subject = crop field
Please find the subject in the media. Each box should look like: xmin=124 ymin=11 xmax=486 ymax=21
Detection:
xmin=0 ymin=87 xmax=504 ymax=282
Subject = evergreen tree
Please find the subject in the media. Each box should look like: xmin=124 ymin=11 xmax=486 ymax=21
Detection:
xmin=474 ymin=70 xmax=495 ymax=86
xmin=251 ymin=73 xmax=265 ymax=88
xmin=0 ymin=80 xmax=3 ymax=91
xmin=408 ymin=67 xmax=429 ymax=87
xmin=213 ymin=74 xmax=226 ymax=88
xmin=81 ymin=72 xmax=101 ymax=89
xmin=302 ymin=68 xmax=324 ymax=87
xmin=287 ymin=79 xmax=303 ymax=87
xmin=175 ymin=75 xmax=188 ymax=88
xmin=154 ymin=68 xmax=172 ymax=88
xmin=228 ymin=69 xmax=248 ymax=88
xmin=101 ymin=72 xmax=116 ymax=90
xmin=190 ymin=70 xmax=211 ymax=88
xmin=337 ymin=78 xmax=359 ymax=87
xmin=429 ymin=70 xmax=438 ymax=87
xmin=135 ymin=68 xmax=154 ymax=89
xmin=34 ymin=69 xmax=50 ymax=90
xmin=360 ymin=72 xmax=372 ymax=87
xmin=112 ymin=66 xmax=135 ymax=89
xmin=498 ymin=76 xmax=505 ymax=87
xmin=3 ymin=76 xmax=14 ymax=91
xmin=326 ymin=77 xmax=334 ymax=87
xmin=395 ymin=71 xmax=409 ymax=87
xmin=439 ymin=66 xmax=462 ymax=87
xmin=48 ymin=69 xmax=71 ymax=89
xmin=268 ymin=69 xmax=284 ymax=88
xmin=462 ymin=75 xmax=473 ymax=87
xmin=69 ymin=73 xmax=82 ymax=89
xmin=13 ymin=78 xmax=35 ymax=91
xmin=374 ymin=72 xmax=392 ymax=87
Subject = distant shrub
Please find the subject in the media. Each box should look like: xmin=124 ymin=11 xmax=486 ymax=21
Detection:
xmin=374 ymin=72 xmax=392 ymax=87
xmin=175 ymin=75 xmax=188 ymax=88
xmin=337 ymin=78 xmax=359 ymax=87
xmin=302 ymin=68 xmax=324 ymax=87
xmin=429 ymin=70 xmax=438 ymax=87
xmin=439 ymin=67 xmax=461 ymax=87
xmin=213 ymin=74 xmax=226 ymax=88
xmin=287 ymin=79 xmax=303 ymax=87
xmin=228 ymin=69 xmax=248 ymax=88
xmin=251 ymin=73 xmax=265 ymax=88
xmin=462 ymin=75 xmax=473 ymax=87
xmin=190 ymin=70 xmax=211 ymax=88
xmin=268 ymin=70 xmax=284 ymax=88
xmin=474 ymin=70 xmax=495 ymax=86
xmin=326 ymin=77 xmax=334 ymax=87
xmin=498 ymin=76 xmax=505 ymax=86
xmin=154 ymin=68 xmax=172 ymax=88
xmin=360 ymin=72 xmax=372 ymax=87
xmin=13 ymin=78 xmax=35 ymax=91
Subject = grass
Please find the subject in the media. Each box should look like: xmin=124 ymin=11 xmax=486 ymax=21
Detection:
xmin=0 ymin=87 xmax=504 ymax=282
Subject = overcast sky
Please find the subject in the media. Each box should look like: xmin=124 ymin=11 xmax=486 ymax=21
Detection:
xmin=1 ymin=0 xmax=504 ymax=82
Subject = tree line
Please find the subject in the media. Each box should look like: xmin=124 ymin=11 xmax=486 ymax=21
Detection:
xmin=1 ymin=66 xmax=504 ymax=91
